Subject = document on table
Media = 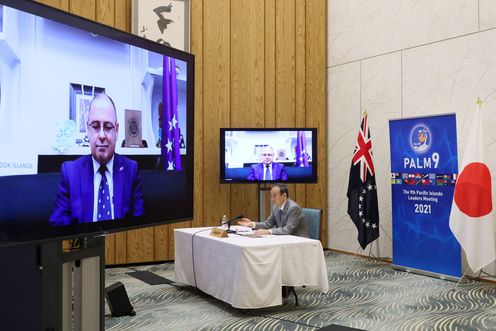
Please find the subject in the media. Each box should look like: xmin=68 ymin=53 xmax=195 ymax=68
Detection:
xmin=230 ymin=226 xmax=263 ymax=238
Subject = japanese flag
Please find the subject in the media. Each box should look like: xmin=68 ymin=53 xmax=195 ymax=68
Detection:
xmin=449 ymin=105 xmax=496 ymax=272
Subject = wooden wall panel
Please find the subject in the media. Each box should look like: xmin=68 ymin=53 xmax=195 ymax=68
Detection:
xmin=230 ymin=0 xmax=265 ymax=128
xmin=305 ymin=0 xmax=327 ymax=244
xmin=264 ymin=0 xmax=276 ymax=128
xmin=154 ymin=225 xmax=168 ymax=261
xmin=150 ymin=0 xmax=178 ymax=261
xmin=202 ymin=0 xmax=231 ymax=227
xmin=294 ymin=0 xmax=306 ymax=206
xmin=275 ymin=0 xmax=296 ymax=127
xmin=113 ymin=0 xmax=132 ymax=265
xmin=127 ymin=227 xmax=153 ymax=262
xmin=229 ymin=0 xmax=265 ymax=220
xmin=191 ymin=0 xmax=204 ymax=229
xmin=115 ymin=0 xmax=131 ymax=32
xmin=114 ymin=232 xmax=127 ymax=264
xmin=105 ymin=235 xmax=115 ymax=264
xmin=261 ymin=0 xmax=277 ymax=221
xmin=94 ymin=0 xmax=116 ymax=264
xmin=126 ymin=228 xmax=154 ymax=263
xmin=38 ymin=0 xmax=69 ymax=10
xmin=275 ymin=0 xmax=297 ymax=217
xmin=166 ymin=221 xmax=190 ymax=260
xmin=96 ymin=0 xmax=114 ymax=26
xmin=69 ymin=0 xmax=96 ymax=20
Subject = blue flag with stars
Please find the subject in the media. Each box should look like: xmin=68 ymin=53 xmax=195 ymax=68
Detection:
xmin=161 ymin=55 xmax=182 ymax=171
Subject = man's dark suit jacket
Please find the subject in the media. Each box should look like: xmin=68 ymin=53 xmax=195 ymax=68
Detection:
xmin=254 ymin=198 xmax=308 ymax=237
xmin=247 ymin=162 xmax=288 ymax=181
xmin=49 ymin=154 xmax=144 ymax=226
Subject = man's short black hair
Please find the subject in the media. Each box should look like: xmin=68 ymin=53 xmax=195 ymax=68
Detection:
xmin=273 ymin=183 xmax=289 ymax=198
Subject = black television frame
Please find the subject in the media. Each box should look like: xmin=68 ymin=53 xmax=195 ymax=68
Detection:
xmin=0 ymin=0 xmax=195 ymax=246
xmin=220 ymin=128 xmax=318 ymax=184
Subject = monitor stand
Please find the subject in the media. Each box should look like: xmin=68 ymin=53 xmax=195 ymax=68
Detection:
xmin=258 ymin=183 xmax=271 ymax=221
xmin=41 ymin=236 xmax=105 ymax=331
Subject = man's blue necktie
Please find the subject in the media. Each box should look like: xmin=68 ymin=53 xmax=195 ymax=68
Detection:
xmin=97 ymin=165 xmax=111 ymax=221
xmin=264 ymin=165 xmax=271 ymax=180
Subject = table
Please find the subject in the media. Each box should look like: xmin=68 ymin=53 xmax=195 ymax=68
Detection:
xmin=174 ymin=227 xmax=329 ymax=309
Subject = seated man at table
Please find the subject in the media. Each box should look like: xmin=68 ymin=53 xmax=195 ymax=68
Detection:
xmin=237 ymin=183 xmax=308 ymax=237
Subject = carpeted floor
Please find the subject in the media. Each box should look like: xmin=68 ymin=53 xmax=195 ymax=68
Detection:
xmin=104 ymin=251 xmax=496 ymax=331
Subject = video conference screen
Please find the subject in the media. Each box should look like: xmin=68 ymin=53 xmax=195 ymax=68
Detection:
xmin=0 ymin=0 xmax=194 ymax=246
xmin=220 ymin=128 xmax=317 ymax=184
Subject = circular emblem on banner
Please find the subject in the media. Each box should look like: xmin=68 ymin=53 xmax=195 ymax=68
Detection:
xmin=128 ymin=118 xmax=139 ymax=137
xmin=410 ymin=124 xmax=431 ymax=154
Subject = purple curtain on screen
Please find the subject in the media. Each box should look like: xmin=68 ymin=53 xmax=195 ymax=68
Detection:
xmin=295 ymin=131 xmax=309 ymax=167
xmin=161 ymin=56 xmax=182 ymax=171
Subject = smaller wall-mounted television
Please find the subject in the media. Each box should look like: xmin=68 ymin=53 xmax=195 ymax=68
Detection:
xmin=220 ymin=128 xmax=317 ymax=184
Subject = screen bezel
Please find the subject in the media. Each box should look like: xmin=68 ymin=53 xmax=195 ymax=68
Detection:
xmin=220 ymin=128 xmax=318 ymax=184
xmin=0 ymin=0 xmax=195 ymax=247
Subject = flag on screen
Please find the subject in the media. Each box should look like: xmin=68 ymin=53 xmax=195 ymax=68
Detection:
xmin=347 ymin=113 xmax=379 ymax=249
xmin=449 ymin=103 xmax=495 ymax=272
xmin=161 ymin=56 xmax=182 ymax=171
xmin=295 ymin=131 xmax=309 ymax=167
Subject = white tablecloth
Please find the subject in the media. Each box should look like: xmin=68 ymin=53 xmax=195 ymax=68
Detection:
xmin=174 ymin=227 xmax=329 ymax=309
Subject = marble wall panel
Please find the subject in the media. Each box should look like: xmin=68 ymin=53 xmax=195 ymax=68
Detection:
xmin=328 ymin=0 xmax=478 ymax=66
xmin=327 ymin=62 xmax=361 ymax=250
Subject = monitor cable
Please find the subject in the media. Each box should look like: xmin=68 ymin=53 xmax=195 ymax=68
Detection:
xmin=191 ymin=227 xmax=214 ymax=288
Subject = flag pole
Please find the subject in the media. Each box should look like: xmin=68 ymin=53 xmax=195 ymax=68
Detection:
xmin=474 ymin=97 xmax=496 ymax=279
xmin=348 ymin=108 xmax=380 ymax=261
xmin=345 ymin=246 xmax=363 ymax=270
xmin=362 ymin=108 xmax=389 ymax=261
xmin=452 ymin=267 xmax=471 ymax=292
xmin=361 ymin=107 xmax=371 ymax=261
xmin=451 ymin=98 xmax=482 ymax=289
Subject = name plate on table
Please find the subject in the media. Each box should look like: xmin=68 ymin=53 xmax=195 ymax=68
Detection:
xmin=210 ymin=227 xmax=228 ymax=238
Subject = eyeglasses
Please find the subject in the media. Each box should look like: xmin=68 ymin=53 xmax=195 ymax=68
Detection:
xmin=88 ymin=121 xmax=116 ymax=134
xmin=262 ymin=153 xmax=273 ymax=156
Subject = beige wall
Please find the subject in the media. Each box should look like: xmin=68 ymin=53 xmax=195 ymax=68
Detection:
xmin=328 ymin=0 xmax=496 ymax=264
xmin=37 ymin=0 xmax=327 ymax=264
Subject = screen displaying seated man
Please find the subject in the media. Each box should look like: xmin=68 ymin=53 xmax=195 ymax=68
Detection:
xmin=221 ymin=129 xmax=316 ymax=183
xmin=50 ymin=94 xmax=145 ymax=226
xmin=247 ymin=146 xmax=288 ymax=181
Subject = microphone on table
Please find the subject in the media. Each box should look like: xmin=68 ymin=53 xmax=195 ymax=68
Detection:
xmin=222 ymin=214 xmax=244 ymax=234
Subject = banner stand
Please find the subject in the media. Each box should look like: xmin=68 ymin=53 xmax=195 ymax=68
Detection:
xmin=389 ymin=114 xmax=461 ymax=279
xmin=391 ymin=264 xmax=460 ymax=282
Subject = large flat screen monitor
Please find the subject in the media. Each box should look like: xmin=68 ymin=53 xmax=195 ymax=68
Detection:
xmin=220 ymin=128 xmax=317 ymax=184
xmin=0 ymin=0 xmax=194 ymax=246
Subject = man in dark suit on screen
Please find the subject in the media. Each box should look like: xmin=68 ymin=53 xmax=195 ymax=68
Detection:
xmin=50 ymin=93 xmax=144 ymax=226
xmin=247 ymin=146 xmax=288 ymax=181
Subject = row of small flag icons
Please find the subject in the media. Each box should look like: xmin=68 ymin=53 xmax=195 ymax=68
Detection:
xmin=390 ymin=172 xmax=457 ymax=186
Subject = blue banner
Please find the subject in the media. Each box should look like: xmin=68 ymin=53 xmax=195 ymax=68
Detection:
xmin=389 ymin=114 xmax=461 ymax=278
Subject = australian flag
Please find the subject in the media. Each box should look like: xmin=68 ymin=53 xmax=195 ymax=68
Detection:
xmin=161 ymin=56 xmax=182 ymax=171
xmin=295 ymin=131 xmax=309 ymax=167
xmin=347 ymin=113 xmax=379 ymax=249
